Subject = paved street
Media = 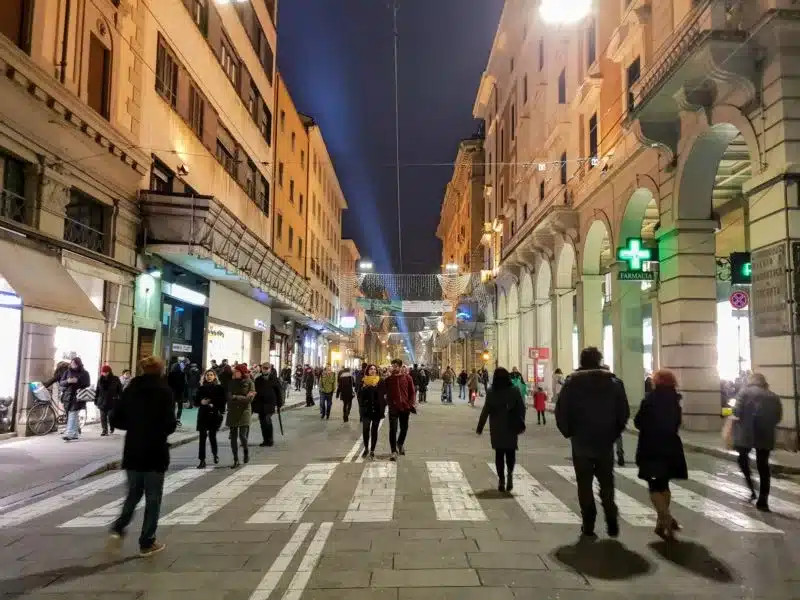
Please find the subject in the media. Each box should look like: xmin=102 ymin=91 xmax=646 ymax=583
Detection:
xmin=0 ymin=384 xmax=798 ymax=600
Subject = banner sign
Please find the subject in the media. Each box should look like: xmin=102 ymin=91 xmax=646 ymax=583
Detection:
xmin=356 ymin=299 xmax=453 ymax=313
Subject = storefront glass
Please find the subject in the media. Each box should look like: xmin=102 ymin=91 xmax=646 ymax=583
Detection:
xmin=54 ymin=326 xmax=103 ymax=421
xmin=717 ymin=301 xmax=751 ymax=381
xmin=207 ymin=323 xmax=252 ymax=366
xmin=0 ymin=306 xmax=21 ymax=400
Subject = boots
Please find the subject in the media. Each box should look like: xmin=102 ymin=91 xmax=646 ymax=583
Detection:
xmin=506 ymin=471 xmax=514 ymax=493
xmin=650 ymin=491 xmax=675 ymax=540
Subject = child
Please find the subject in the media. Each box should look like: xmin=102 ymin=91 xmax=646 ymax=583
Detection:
xmin=533 ymin=386 xmax=547 ymax=425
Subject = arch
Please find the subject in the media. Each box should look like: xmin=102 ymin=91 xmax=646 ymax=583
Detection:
xmin=507 ymin=282 xmax=519 ymax=314
xmin=618 ymin=188 xmax=656 ymax=244
xmin=484 ymin=295 xmax=496 ymax=322
xmin=581 ymin=217 xmax=612 ymax=276
xmin=497 ymin=289 xmax=508 ymax=320
xmin=535 ymin=258 xmax=552 ymax=299
xmin=519 ymin=269 xmax=534 ymax=307
xmin=555 ymin=241 xmax=576 ymax=289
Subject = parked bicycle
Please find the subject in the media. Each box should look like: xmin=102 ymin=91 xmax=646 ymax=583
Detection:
xmin=25 ymin=382 xmax=87 ymax=436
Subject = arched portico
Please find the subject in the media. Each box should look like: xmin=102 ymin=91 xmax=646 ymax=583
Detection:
xmin=554 ymin=241 xmax=577 ymax=372
xmin=534 ymin=257 xmax=553 ymax=389
xmin=519 ymin=269 xmax=536 ymax=381
xmin=497 ymin=288 xmax=509 ymax=371
xmin=578 ymin=218 xmax=612 ymax=358
xmin=507 ymin=282 xmax=521 ymax=372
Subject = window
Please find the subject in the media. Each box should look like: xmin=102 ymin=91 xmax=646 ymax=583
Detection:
xmin=245 ymin=160 xmax=257 ymax=199
xmin=538 ymin=38 xmax=544 ymax=71
xmin=289 ymin=179 xmax=295 ymax=203
xmin=188 ymin=85 xmax=204 ymax=137
xmin=288 ymin=227 xmax=294 ymax=251
xmin=291 ymin=132 xmax=296 ymax=152
xmin=539 ymin=181 xmax=545 ymax=202
xmin=523 ymin=203 xmax=528 ymax=221
xmin=511 ymin=220 xmax=516 ymax=236
xmin=589 ymin=113 xmax=598 ymax=167
xmin=257 ymin=31 xmax=274 ymax=85
xmin=298 ymin=237 xmax=303 ymax=259
xmin=299 ymin=194 xmax=304 ymax=214
xmin=627 ymin=57 xmax=641 ymax=112
xmin=276 ymin=214 xmax=283 ymax=240
xmin=523 ymin=74 xmax=528 ymax=104
xmin=87 ymin=34 xmax=111 ymax=119
xmin=258 ymin=175 xmax=269 ymax=215
xmin=488 ymin=152 xmax=492 ymax=176
xmin=560 ymin=152 xmax=568 ymax=185
xmin=558 ymin=69 xmax=566 ymax=104
xmin=510 ymin=57 xmax=515 ymax=73
xmin=64 ymin=189 xmax=109 ymax=254
xmin=220 ymin=38 xmax=238 ymax=86
xmin=216 ymin=128 xmax=237 ymax=178
xmin=150 ymin=158 xmax=174 ymax=192
xmin=248 ymin=81 xmax=258 ymax=119
xmin=280 ymin=110 xmax=285 ymax=132
xmin=500 ymin=129 xmax=505 ymax=157
xmin=155 ymin=35 xmax=178 ymax=108
xmin=1 ymin=153 xmax=29 ymax=223
xmin=587 ymin=17 xmax=597 ymax=67
xmin=300 ymin=150 xmax=305 ymax=169
xmin=260 ymin=101 xmax=272 ymax=146
xmin=191 ymin=0 xmax=208 ymax=36
xmin=0 ymin=0 xmax=32 ymax=51
xmin=278 ymin=162 xmax=284 ymax=187
xmin=510 ymin=105 xmax=516 ymax=141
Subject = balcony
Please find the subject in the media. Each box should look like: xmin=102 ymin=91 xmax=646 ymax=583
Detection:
xmin=0 ymin=188 xmax=31 ymax=225
xmin=140 ymin=191 xmax=311 ymax=313
xmin=501 ymin=202 xmax=578 ymax=268
xmin=543 ymin=104 xmax=572 ymax=152
xmin=571 ymin=63 xmax=604 ymax=116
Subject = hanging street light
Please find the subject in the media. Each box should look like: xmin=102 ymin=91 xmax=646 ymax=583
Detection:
xmin=444 ymin=263 xmax=459 ymax=274
xmin=539 ymin=0 xmax=592 ymax=25
xmin=358 ymin=260 xmax=374 ymax=273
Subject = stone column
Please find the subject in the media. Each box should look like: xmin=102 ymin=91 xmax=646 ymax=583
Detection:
xmin=551 ymin=289 xmax=576 ymax=373
xmin=577 ymin=275 xmax=604 ymax=351
xmin=520 ymin=305 xmax=536 ymax=381
xmin=657 ymin=220 xmax=718 ymax=431
xmin=508 ymin=313 xmax=521 ymax=370
xmin=535 ymin=298 xmax=552 ymax=389
xmin=497 ymin=319 xmax=508 ymax=369
xmin=610 ymin=263 xmax=645 ymax=408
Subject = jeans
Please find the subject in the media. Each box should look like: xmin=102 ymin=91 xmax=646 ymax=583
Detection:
xmin=319 ymin=393 xmax=333 ymax=418
xmin=442 ymin=383 xmax=452 ymax=402
xmin=175 ymin=397 xmax=183 ymax=421
xmin=536 ymin=410 xmax=546 ymax=424
xmin=258 ymin=412 xmax=274 ymax=445
xmin=342 ymin=398 xmax=353 ymax=422
xmin=111 ymin=470 xmax=165 ymax=549
xmin=362 ymin=418 xmax=380 ymax=453
xmin=389 ymin=411 xmax=410 ymax=453
xmin=737 ymin=447 xmax=771 ymax=505
xmin=572 ymin=453 xmax=618 ymax=532
xmin=198 ymin=428 xmax=218 ymax=461
xmin=64 ymin=409 xmax=81 ymax=438
xmin=99 ymin=408 xmax=113 ymax=434
xmin=459 ymin=384 xmax=466 ymax=399
xmin=418 ymin=389 xmax=427 ymax=403
xmin=495 ymin=449 xmax=516 ymax=483
xmin=230 ymin=426 xmax=250 ymax=462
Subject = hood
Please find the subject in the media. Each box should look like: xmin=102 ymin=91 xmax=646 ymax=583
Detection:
xmin=339 ymin=370 xmax=352 ymax=378
xmin=569 ymin=368 xmax=617 ymax=379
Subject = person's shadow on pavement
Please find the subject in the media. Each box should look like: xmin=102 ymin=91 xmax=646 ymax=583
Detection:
xmin=0 ymin=557 xmax=138 ymax=599
xmin=553 ymin=538 xmax=653 ymax=580
xmin=649 ymin=539 xmax=737 ymax=583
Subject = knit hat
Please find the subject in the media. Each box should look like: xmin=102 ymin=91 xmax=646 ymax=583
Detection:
xmin=234 ymin=363 xmax=249 ymax=376
xmin=100 ymin=365 xmax=112 ymax=375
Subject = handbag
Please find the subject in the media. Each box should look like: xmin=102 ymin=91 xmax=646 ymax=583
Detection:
xmin=77 ymin=386 xmax=96 ymax=404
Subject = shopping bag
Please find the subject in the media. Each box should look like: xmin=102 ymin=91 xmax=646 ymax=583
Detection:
xmin=721 ymin=416 xmax=735 ymax=449
xmin=29 ymin=382 xmax=52 ymax=404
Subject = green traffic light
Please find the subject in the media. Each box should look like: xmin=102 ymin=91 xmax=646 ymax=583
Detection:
xmin=742 ymin=262 xmax=752 ymax=277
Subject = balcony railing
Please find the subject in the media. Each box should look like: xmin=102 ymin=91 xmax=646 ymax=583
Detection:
xmin=0 ymin=188 xmax=31 ymax=225
xmin=63 ymin=219 xmax=107 ymax=255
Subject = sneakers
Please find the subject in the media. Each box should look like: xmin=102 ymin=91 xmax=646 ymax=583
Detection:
xmin=398 ymin=446 xmax=405 ymax=456
xmin=139 ymin=542 xmax=166 ymax=557
xmin=506 ymin=474 xmax=514 ymax=493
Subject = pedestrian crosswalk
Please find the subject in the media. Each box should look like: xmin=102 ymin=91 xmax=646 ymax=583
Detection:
xmin=1 ymin=459 xmax=796 ymax=536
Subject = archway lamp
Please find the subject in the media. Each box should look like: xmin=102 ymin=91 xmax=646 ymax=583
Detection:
xmin=539 ymin=0 xmax=593 ymax=25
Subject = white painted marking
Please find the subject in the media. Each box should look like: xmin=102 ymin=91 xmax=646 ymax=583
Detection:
xmin=758 ymin=476 xmax=800 ymax=497
xmin=281 ymin=522 xmax=333 ymax=600
xmin=248 ymin=463 xmax=338 ymax=523
xmin=486 ymin=464 xmax=579 ymax=524
xmin=549 ymin=465 xmax=655 ymax=527
xmin=249 ymin=522 xmax=313 ymax=600
xmin=60 ymin=468 xmax=210 ymax=528
xmin=618 ymin=468 xmax=782 ymax=533
xmin=161 ymin=465 xmax=276 ymax=525
xmin=343 ymin=462 xmax=396 ymax=522
xmin=689 ymin=470 xmax=800 ymax=520
xmin=354 ymin=419 xmax=385 ymax=463
xmin=427 ymin=461 xmax=486 ymax=521
xmin=0 ymin=471 xmax=125 ymax=528
xmin=342 ymin=437 xmax=362 ymax=464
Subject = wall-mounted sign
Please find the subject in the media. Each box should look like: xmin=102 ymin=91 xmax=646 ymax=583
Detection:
xmin=172 ymin=343 xmax=193 ymax=353
xmin=163 ymin=282 xmax=207 ymax=307
xmin=528 ymin=347 xmax=550 ymax=360
xmin=618 ymin=271 xmax=655 ymax=281
xmin=254 ymin=319 xmax=267 ymax=331
xmin=617 ymin=238 xmax=659 ymax=273
xmin=752 ymin=244 xmax=790 ymax=336
xmin=729 ymin=290 xmax=749 ymax=310
xmin=208 ymin=327 xmax=225 ymax=338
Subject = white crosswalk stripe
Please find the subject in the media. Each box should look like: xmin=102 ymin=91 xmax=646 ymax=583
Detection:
xmin=549 ymin=465 xmax=656 ymax=527
xmin=427 ymin=461 xmax=486 ymax=521
xmin=491 ymin=464 xmax=580 ymax=524
xmin=60 ymin=467 xmax=211 ymax=528
xmin=343 ymin=462 xmax=396 ymax=522
xmin=689 ymin=470 xmax=800 ymax=520
xmin=247 ymin=463 xmax=338 ymax=524
xmin=617 ymin=468 xmax=783 ymax=533
xmin=162 ymin=464 xmax=276 ymax=525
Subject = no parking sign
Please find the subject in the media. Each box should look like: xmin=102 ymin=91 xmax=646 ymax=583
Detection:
xmin=729 ymin=290 xmax=749 ymax=310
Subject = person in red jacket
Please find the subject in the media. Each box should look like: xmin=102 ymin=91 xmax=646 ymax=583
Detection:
xmin=533 ymin=386 xmax=548 ymax=425
xmin=384 ymin=358 xmax=416 ymax=461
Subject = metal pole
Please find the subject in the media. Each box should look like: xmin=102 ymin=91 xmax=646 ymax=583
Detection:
xmin=392 ymin=0 xmax=403 ymax=272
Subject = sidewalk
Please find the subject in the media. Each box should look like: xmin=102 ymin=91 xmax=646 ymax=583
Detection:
xmin=0 ymin=390 xmax=309 ymax=509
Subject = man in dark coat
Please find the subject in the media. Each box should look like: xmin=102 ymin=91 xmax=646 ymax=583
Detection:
xmin=384 ymin=359 xmax=416 ymax=461
xmin=556 ymin=347 xmax=629 ymax=539
xmin=253 ymin=363 xmax=283 ymax=447
xmin=109 ymin=356 xmax=177 ymax=557
xmin=96 ymin=365 xmax=122 ymax=436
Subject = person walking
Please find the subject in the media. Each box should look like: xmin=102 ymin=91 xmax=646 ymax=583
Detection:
xmin=481 ymin=367 xmax=490 ymax=395
xmin=319 ymin=366 xmax=336 ymax=420
xmin=384 ymin=359 xmax=416 ymax=461
xmin=358 ymin=365 xmax=386 ymax=459
xmin=441 ymin=366 xmax=454 ymax=403
xmin=467 ymin=368 xmax=480 ymax=407
xmin=227 ymin=364 xmax=255 ymax=468
xmin=458 ymin=369 xmax=468 ymax=400
xmin=185 ymin=363 xmax=201 ymax=412
xmin=510 ymin=368 xmax=528 ymax=404
xmin=253 ymin=363 xmax=282 ymax=447
xmin=556 ymin=347 xmax=629 ymax=539
xmin=59 ymin=357 xmax=91 ymax=441
xmin=733 ymin=373 xmax=783 ymax=512
xmin=167 ymin=358 xmax=186 ymax=428
xmin=108 ymin=356 xmax=176 ymax=556
xmin=417 ymin=365 xmax=429 ymax=403
xmin=633 ymin=369 xmax=687 ymax=540
xmin=336 ymin=366 xmax=356 ymax=422
xmin=477 ymin=368 xmax=526 ymax=493
xmin=533 ymin=386 xmax=548 ymax=425
xmin=96 ymin=365 xmax=122 ymax=436
xmin=194 ymin=369 xmax=226 ymax=468
xmin=303 ymin=365 xmax=316 ymax=407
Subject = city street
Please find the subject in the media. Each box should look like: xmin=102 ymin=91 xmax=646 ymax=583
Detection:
xmin=0 ymin=384 xmax=797 ymax=600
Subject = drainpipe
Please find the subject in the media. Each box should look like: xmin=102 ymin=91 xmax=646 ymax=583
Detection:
xmin=784 ymin=180 xmax=800 ymax=451
xmin=59 ymin=0 xmax=72 ymax=84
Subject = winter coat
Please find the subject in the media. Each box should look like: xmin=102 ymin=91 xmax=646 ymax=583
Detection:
xmin=194 ymin=382 xmax=226 ymax=431
xmin=467 ymin=373 xmax=480 ymax=392
xmin=112 ymin=374 xmax=177 ymax=472
xmin=167 ymin=364 xmax=186 ymax=398
xmin=733 ymin=384 xmax=783 ymax=450
xmin=186 ymin=366 xmax=201 ymax=389
xmin=634 ymin=388 xmax=687 ymax=481
xmin=59 ymin=367 xmax=91 ymax=411
xmin=477 ymin=385 xmax=526 ymax=450
xmin=458 ymin=371 xmax=468 ymax=386
xmin=358 ymin=382 xmax=387 ymax=421
xmin=442 ymin=369 xmax=454 ymax=384
xmin=512 ymin=376 xmax=528 ymax=400
xmin=336 ymin=369 xmax=356 ymax=401
xmin=303 ymin=369 xmax=315 ymax=391
xmin=253 ymin=372 xmax=282 ymax=416
xmin=555 ymin=368 xmax=630 ymax=458
xmin=226 ymin=377 xmax=254 ymax=427
xmin=319 ymin=371 xmax=337 ymax=394
xmin=95 ymin=375 xmax=122 ymax=411
xmin=384 ymin=373 xmax=416 ymax=415
xmin=533 ymin=390 xmax=547 ymax=412
xmin=280 ymin=367 xmax=292 ymax=383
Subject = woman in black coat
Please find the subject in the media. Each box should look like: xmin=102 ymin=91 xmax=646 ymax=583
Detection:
xmin=358 ymin=365 xmax=386 ymax=460
xmin=336 ymin=368 xmax=356 ymax=422
xmin=194 ymin=369 xmax=227 ymax=468
xmin=477 ymin=368 xmax=526 ymax=494
xmin=634 ymin=369 xmax=687 ymax=540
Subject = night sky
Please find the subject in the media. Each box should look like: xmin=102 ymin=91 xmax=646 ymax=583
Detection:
xmin=277 ymin=0 xmax=504 ymax=274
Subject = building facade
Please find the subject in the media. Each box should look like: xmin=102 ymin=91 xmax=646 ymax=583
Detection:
xmin=476 ymin=0 xmax=800 ymax=447
xmin=340 ymin=239 xmax=366 ymax=365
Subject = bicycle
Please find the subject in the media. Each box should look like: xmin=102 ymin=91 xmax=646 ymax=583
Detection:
xmin=25 ymin=384 xmax=87 ymax=436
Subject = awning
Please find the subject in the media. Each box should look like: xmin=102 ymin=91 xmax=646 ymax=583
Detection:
xmin=0 ymin=238 xmax=106 ymax=333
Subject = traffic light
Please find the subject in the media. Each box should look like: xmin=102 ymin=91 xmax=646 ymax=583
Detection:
xmin=730 ymin=252 xmax=752 ymax=285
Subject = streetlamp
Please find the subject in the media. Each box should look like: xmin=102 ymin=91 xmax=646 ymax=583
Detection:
xmin=358 ymin=260 xmax=374 ymax=273
xmin=539 ymin=0 xmax=592 ymax=25
xmin=444 ymin=263 xmax=459 ymax=274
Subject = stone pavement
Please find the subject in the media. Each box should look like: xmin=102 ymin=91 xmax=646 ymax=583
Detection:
xmin=0 ymin=388 xmax=798 ymax=599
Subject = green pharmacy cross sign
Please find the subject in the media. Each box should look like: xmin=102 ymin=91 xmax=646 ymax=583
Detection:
xmin=617 ymin=238 xmax=657 ymax=281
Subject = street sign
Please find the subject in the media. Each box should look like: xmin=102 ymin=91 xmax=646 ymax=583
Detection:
xmin=731 ymin=310 xmax=749 ymax=319
xmin=528 ymin=347 xmax=550 ymax=360
xmin=617 ymin=238 xmax=653 ymax=271
xmin=618 ymin=271 xmax=655 ymax=281
xmin=729 ymin=290 xmax=749 ymax=310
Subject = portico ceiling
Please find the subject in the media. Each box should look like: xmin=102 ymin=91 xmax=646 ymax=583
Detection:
xmin=713 ymin=133 xmax=751 ymax=209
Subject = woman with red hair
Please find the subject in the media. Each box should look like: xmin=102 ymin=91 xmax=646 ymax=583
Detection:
xmin=634 ymin=369 xmax=687 ymax=540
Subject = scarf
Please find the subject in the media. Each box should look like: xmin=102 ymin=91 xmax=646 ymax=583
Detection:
xmin=363 ymin=375 xmax=380 ymax=388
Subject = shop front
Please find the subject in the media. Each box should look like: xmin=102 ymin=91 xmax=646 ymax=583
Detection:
xmin=161 ymin=274 xmax=209 ymax=368
xmin=206 ymin=283 xmax=270 ymax=369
